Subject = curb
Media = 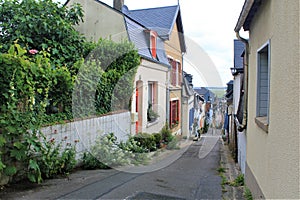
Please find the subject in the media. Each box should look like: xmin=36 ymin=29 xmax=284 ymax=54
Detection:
xmin=220 ymin=139 xmax=245 ymax=200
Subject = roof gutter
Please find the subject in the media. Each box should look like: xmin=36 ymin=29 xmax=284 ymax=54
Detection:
xmin=234 ymin=0 xmax=255 ymax=32
xmin=234 ymin=0 xmax=254 ymax=132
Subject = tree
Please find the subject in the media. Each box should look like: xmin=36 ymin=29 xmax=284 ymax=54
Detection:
xmin=0 ymin=0 xmax=87 ymax=73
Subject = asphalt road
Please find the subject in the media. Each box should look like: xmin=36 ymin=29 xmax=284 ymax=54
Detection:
xmin=1 ymin=134 xmax=222 ymax=200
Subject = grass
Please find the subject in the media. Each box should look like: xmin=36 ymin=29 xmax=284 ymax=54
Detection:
xmin=244 ymin=187 xmax=253 ymax=200
xmin=228 ymin=174 xmax=244 ymax=187
xmin=217 ymin=167 xmax=228 ymax=193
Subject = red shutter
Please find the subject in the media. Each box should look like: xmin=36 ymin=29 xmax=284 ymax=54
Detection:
xmin=150 ymin=31 xmax=157 ymax=58
xmin=171 ymin=60 xmax=176 ymax=86
xmin=177 ymin=62 xmax=182 ymax=86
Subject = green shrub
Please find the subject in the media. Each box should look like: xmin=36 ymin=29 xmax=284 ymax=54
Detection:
xmin=166 ymin=137 xmax=179 ymax=150
xmin=81 ymin=152 xmax=110 ymax=170
xmin=36 ymin=138 xmax=77 ymax=179
xmin=153 ymin=133 xmax=162 ymax=148
xmin=119 ymin=136 xmax=147 ymax=153
xmin=160 ymin=125 xmax=174 ymax=144
xmin=81 ymin=133 xmax=149 ymax=169
xmin=133 ymin=133 xmax=156 ymax=152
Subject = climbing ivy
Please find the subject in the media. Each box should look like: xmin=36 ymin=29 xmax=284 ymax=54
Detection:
xmin=0 ymin=44 xmax=76 ymax=184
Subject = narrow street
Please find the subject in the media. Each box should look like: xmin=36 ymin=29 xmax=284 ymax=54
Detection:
xmin=1 ymin=130 xmax=224 ymax=200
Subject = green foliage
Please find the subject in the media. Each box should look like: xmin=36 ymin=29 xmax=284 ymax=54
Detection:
xmin=133 ymin=133 xmax=157 ymax=152
xmin=72 ymin=39 xmax=140 ymax=117
xmin=160 ymin=125 xmax=174 ymax=144
xmin=72 ymin=59 xmax=104 ymax=117
xmin=36 ymin=138 xmax=77 ymax=179
xmin=153 ymin=133 xmax=162 ymax=148
xmin=229 ymin=174 xmax=244 ymax=187
xmin=166 ymin=136 xmax=179 ymax=150
xmin=86 ymin=133 xmax=129 ymax=168
xmin=0 ymin=0 xmax=87 ymax=71
xmin=81 ymin=133 xmax=149 ymax=169
xmin=119 ymin=136 xmax=147 ymax=153
xmin=81 ymin=152 xmax=109 ymax=170
xmin=244 ymin=187 xmax=253 ymax=200
xmin=0 ymin=44 xmax=76 ymax=184
xmin=217 ymin=167 xmax=226 ymax=173
xmin=90 ymin=39 xmax=140 ymax=115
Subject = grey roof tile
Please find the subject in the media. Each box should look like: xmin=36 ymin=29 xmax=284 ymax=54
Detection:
xmin=124 ymin=16 xmax=170 ymax=67
xmin=234 ymin=39 xmax=245 ymax=69
xmin=123 ymin=5 xmax=179 ymax=39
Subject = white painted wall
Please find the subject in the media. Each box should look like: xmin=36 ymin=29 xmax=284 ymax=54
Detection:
xmin=41 ymin=111 xmax=131 ymax=160
xmin=233 ymin=74 xmax=247 ymax=174
xmin=131 ymin=59 xmax=168 ymax=134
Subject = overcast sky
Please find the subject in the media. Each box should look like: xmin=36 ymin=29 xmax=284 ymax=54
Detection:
xmin=59 ymin=0 xmax=248 ymax=87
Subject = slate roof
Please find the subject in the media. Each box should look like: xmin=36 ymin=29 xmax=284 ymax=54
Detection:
xmin=234 ymin=39 xmax=245 ymax=69
xmin=225 ymin=80 xmax=234 ymax=102
xmin=124 ymin=16 xmax=170 ymax=67
xmin=123 ymin=5 xmax=186 ymax=53
xmin=182 ymin=71 xmax=194 ymax=96
xmin=194 ymin=87 xmax=208 ymax=95
xmin=123 ymin=5 xmax=178 ymax=38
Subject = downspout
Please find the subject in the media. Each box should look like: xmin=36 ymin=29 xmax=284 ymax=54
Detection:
xmin=234 ymin=0 xmax=254 ymax=132
xmin=235 ymin=32 xmax=249 ymax=132
xmin=166 ymin=66 xmax=170 ymax=127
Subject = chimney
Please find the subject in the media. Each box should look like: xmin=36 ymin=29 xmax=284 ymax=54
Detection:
xmin=113 ymin=0 xmax=124 ymax=11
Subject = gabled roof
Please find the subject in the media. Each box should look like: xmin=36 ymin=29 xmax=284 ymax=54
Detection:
xmin=123 ymin=5 xmax=186 ymax=53
xmin=124 ymin=16 xmax=170 ymax=67
xmin=225 ymin=80 xmax=234 ymax=101
xmin=234 ymin=39 xmax=245 ymax=69
xmin=182 ymin=71 xmax=194 ymax=96
xmin=194 ymin=87 xmax=209 ymax=96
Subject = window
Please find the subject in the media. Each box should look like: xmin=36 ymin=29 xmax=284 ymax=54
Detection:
xmin=147 ymin=82 xmax=158 ymax=122
xmin=256 ymin=41 xmax=270 ymax=131
xmin=150 ymin=31 xmax=157 ymax=59
xmin=170 ymin=100 xmax=180 ymax=128
xmin=168 ymin=58 xmax=182 ymax=87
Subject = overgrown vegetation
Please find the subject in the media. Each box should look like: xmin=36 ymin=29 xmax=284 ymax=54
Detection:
xmin=0 ymin=0 xmax=140 ymax=185
xmin=81 ymin=126 xmax=178 ymax=169
xmin=81 ymin=133 xmax=148 ymax=169
xmin=229 ymin=174 xmax=244 ymax=187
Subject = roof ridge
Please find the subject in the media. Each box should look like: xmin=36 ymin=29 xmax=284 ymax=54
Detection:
xmin=128 ymin=5 xmax=178 ymax=12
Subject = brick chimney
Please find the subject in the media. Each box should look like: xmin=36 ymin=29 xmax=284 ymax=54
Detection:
xmin=113 ymin=0 xmax=124 ymax=11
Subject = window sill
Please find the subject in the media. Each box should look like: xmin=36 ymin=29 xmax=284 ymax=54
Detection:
xmin=147 ymin=118 xmax=159 ymax=128
xmin=255 ymin=116 xmax=269 ymax=133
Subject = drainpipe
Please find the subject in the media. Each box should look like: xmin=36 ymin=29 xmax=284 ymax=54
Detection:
xmin=235 ymin=31 xmax=249 ymax=132
xmin=166 ymin=67 xmax=170 ymax=127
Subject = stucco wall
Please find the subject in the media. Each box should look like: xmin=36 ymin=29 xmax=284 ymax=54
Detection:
xmin=181 ymin=94 xmax=194 ymax=137
xmin=67 ymin=0 xmax=127 ymax=42
xmin=42 ymin=111 xmax=131 ymax=160
xmin=165 ymin=23 xmax=183 ymax=63
xmin=246 ymin=0 xmax=299 ymax=198
xmin=131 ymin=59 xmax=168 ymax=134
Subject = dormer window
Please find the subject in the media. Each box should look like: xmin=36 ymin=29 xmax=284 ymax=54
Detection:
xmin=150 ymin=30 xmax=157 ymax=58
